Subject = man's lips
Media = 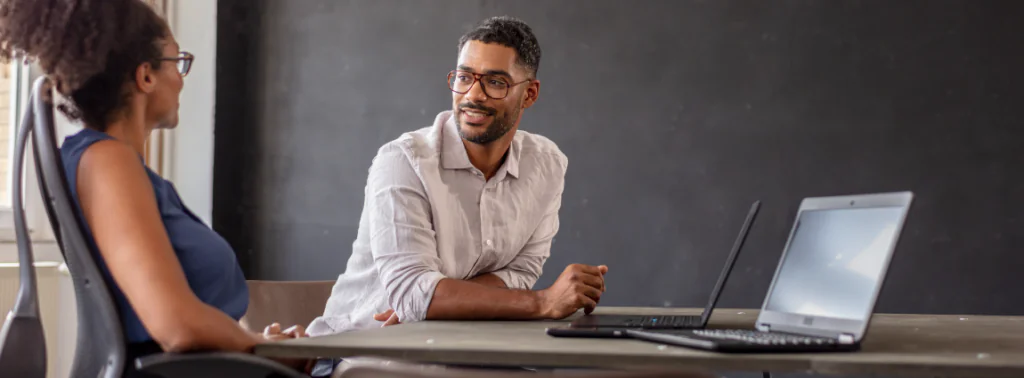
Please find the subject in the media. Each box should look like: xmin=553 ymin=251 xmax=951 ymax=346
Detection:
xmin=459 ymin=107 xmax=493 ymax=124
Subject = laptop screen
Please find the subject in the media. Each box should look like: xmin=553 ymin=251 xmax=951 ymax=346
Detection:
xmin=763 ymin=206 xmax=904 ymax=321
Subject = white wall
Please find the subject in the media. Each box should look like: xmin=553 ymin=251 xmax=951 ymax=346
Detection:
xmin=166 ymin=0 xmax=218 ymax=225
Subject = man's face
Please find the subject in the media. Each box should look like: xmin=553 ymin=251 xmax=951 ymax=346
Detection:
xmin=451 ymin=40 xmax=539 ymax=145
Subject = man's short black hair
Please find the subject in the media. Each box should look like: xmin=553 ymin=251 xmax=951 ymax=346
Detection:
xmin=458 ymin=16 xmax=541 ymax=78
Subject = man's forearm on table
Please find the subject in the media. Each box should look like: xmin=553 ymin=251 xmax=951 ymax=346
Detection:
xmin=424 ymin=277 xmax=544 ymax=320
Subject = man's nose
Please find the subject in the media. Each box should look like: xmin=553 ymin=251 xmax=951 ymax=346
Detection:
xmin=465 ymin=79 xmax=489 ymax=103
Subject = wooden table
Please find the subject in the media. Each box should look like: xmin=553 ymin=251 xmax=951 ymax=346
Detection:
xmin=254 ymin=307 xmax=1024 ymax=377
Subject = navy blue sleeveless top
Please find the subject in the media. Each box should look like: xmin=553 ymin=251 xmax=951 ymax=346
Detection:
xmin=61 ymin=128 xmax=249 ymax=343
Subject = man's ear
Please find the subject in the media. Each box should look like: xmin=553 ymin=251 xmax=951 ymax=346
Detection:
xmin=522 ymin=79 xmax=540 ymax=109
xmin=134 ymin=62 xmax=157 ymax=94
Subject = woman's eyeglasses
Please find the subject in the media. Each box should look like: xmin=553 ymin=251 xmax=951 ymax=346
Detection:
xmin=162 ymin=51 xmax=195 ymax=77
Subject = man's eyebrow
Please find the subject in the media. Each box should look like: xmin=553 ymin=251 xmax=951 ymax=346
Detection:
xmin=484 ymin=69 xmax=512 ymax=78
xmin=457 ymin=65 xmax=513 ymax=78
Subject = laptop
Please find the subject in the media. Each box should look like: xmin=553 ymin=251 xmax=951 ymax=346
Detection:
xmin=627 ymin=191 xmax=914 ymax=352
xmin=566 ymin=200 xmax=760 ymax=330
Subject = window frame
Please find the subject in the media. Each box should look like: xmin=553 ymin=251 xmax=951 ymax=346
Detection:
xmin=0 ymin=61 xmax=55 ymax=244
xmin=0 ymin=61 xmax=27 ymax=239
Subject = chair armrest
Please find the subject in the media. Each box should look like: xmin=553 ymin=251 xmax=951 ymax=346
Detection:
xmin=135 ymin=351 xmax=307 ymax=378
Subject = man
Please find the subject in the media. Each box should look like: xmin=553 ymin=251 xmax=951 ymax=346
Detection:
xmin=307 ymin=15 xmax=608 ymax=336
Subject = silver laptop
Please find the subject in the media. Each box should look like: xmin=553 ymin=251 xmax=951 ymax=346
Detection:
xmin=627 ymin=191 xmax=914 ymax=352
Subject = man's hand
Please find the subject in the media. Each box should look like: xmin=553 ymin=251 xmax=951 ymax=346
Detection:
xmin=536 ymin=264 xmax=608 ymax=319
xmin=373 ymin=309 xmax=401 ymax=327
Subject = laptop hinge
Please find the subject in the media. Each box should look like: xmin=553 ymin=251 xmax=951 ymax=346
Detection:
xmin=838 ymin=333 xmax=855 ymax=344
xmin=757 ymin=323 xmax=770 ymax=332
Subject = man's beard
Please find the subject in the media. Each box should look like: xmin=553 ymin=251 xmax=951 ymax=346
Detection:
xmin=455 ymin=101 xmax=520 ymax=145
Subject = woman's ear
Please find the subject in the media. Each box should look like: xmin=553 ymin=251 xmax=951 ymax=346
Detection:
xmin=134 ymin=62 xmax=157 ymax=94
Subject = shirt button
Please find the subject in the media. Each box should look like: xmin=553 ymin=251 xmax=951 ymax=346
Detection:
xmin=485 ymin=239 xmax=493 ymax=247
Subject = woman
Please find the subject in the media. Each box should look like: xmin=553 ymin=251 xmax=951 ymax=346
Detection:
xmin=0 ymin=0 xmax=308 ymax=375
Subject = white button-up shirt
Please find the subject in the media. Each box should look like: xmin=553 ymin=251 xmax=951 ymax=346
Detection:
xmin=307 ymin=110 xmax=568 ymax=336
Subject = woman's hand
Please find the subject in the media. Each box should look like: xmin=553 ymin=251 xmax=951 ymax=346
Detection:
xmin=262 ymin=323 xmax=307 ymax=340
xmin=259 ymin=323 xmax=313 ymax=372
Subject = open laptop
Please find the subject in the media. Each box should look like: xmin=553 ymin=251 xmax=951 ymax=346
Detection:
xmin=566 ymin=200 xmax=760 ymax=330
xmin=627 ymin=191 xmax=914 ymax=352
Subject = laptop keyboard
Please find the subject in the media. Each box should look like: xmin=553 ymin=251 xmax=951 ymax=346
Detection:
xmin=638 ymin=316 xmax=701 ymax=328
xmin=691 ymin=329 xmax=837 ymax=346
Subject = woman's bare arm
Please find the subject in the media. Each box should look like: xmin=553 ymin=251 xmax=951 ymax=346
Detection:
xmin=77 ymin=140 xmax=260 ymax=353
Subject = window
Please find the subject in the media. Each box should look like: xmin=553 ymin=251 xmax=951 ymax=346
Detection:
xmin=0 ymin=61 xmax=29 ymax=237
xmin=1 ymin=62 xmax=18 ymax=208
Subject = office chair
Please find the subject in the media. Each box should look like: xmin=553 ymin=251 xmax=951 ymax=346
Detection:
xmin=2 ymin=76 xmax=306 ymax=377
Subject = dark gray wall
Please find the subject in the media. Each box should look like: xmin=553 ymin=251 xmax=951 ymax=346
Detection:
xmin=214 ymin=0 xmax=1024 ymax=320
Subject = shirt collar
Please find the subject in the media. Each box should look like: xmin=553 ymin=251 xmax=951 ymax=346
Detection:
xmin=440 ymin=111 xmax=521 ymax=179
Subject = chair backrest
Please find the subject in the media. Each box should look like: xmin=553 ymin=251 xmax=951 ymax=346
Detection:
xmin=239 ymin=280 xmax=335 ymax=332
xmin=30 ymin=77 xmax=127 ymax=378
xmin=0 ymin=75 xmax=48 ymax=378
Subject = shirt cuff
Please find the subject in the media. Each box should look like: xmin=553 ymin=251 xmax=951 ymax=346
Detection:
xmin=491 ymin=268 xmax=526 ymax=290
xmin=396 ymin=271 xmax=447 ymax=323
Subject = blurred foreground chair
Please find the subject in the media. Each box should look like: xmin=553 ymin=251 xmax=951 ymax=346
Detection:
xmin=335 ymin=364 xmax=715 ymax=378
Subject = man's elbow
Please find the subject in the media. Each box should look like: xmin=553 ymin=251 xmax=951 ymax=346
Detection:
xmin=383 ymin=270 xmax=447 ymax=322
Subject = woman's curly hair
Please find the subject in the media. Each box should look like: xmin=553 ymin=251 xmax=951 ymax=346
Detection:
xmin=0 ymin=0 xmax=168 ymax=130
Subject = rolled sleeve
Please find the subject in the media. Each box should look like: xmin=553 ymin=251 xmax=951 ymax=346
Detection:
xmin=366 ymin=146 xmax=447 ymax=323
xmin=491 ymin=253 xmax=549 ymax=290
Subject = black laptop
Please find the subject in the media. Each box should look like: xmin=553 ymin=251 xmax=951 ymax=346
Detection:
xmin=567 ymin=201 xmax=760 ymax=330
